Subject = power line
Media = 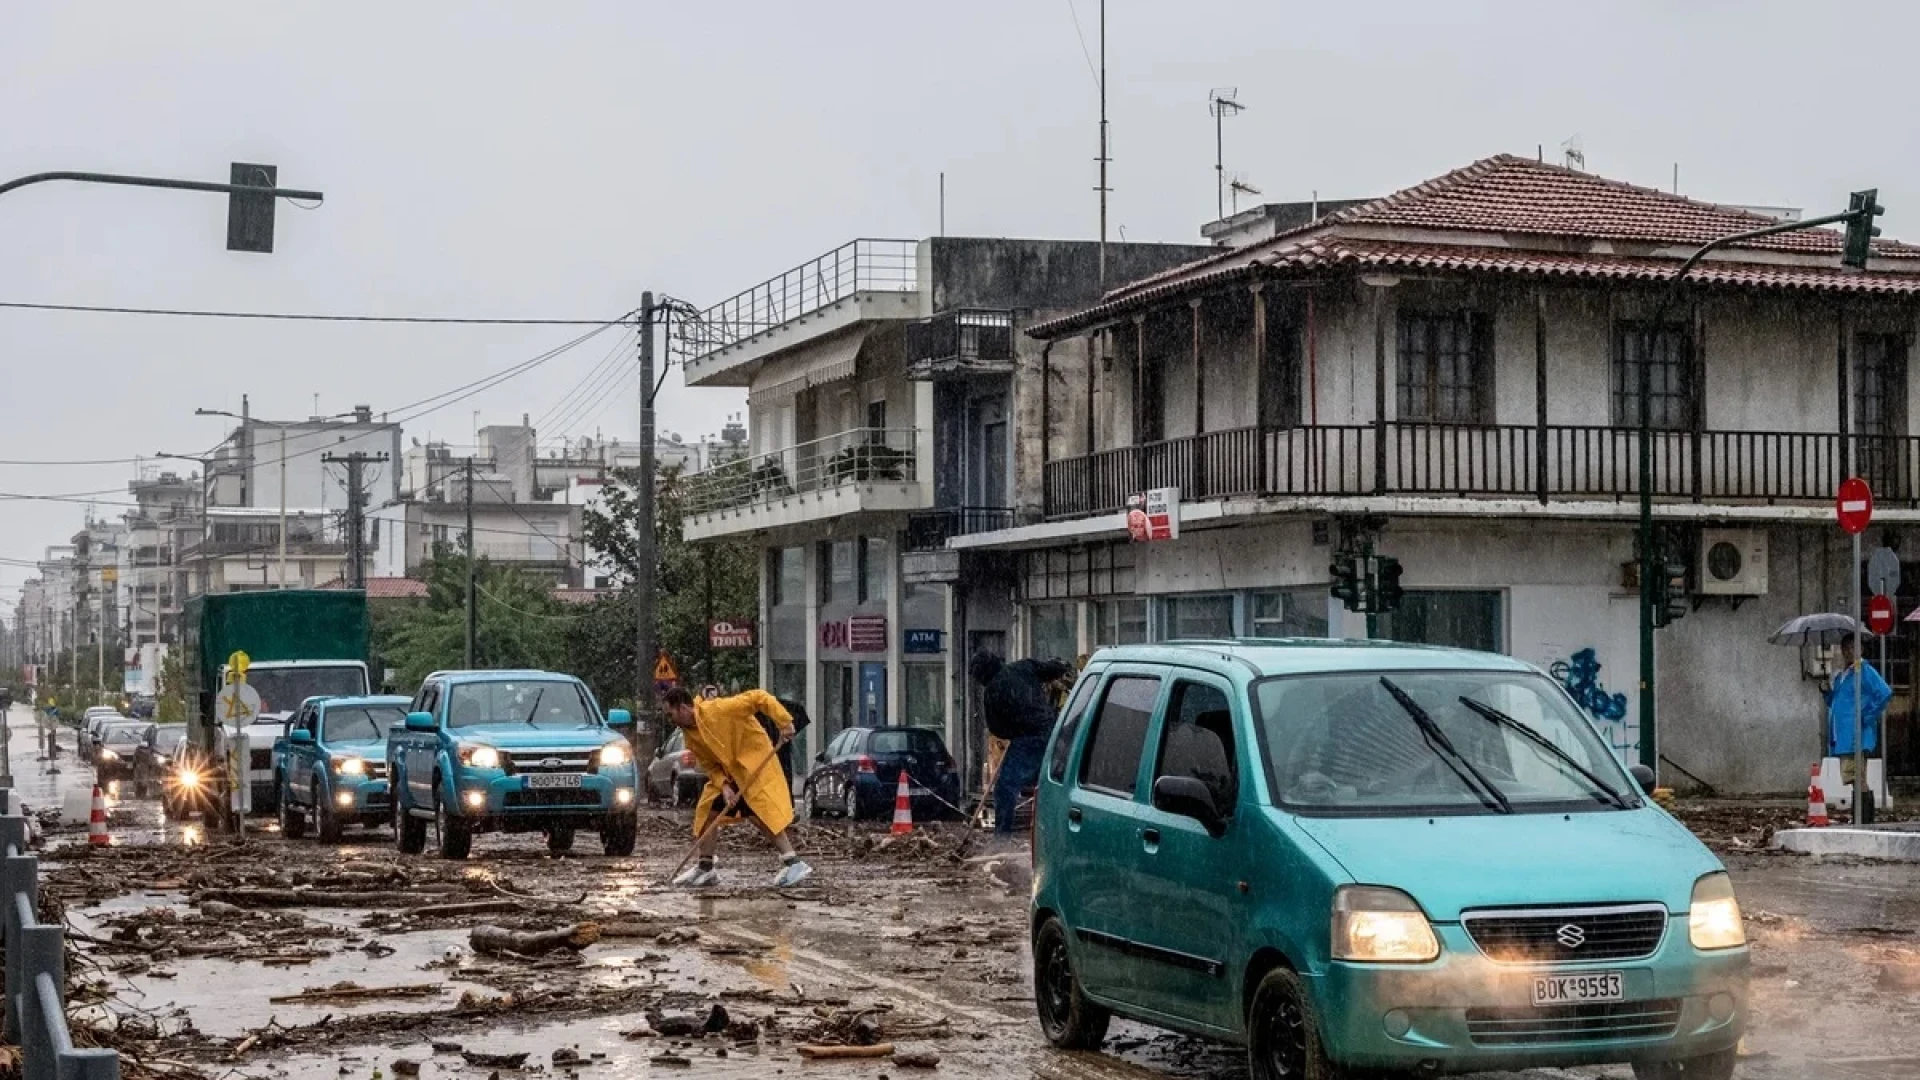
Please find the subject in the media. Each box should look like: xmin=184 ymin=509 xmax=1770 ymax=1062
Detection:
xmin=0 ymin=301 xmax=640 ymax=325
xmin=474 ymin=580 xmax=595 ymax=621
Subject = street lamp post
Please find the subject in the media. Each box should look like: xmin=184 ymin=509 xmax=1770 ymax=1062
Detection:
xmin=0 ymin=167 xmax=322 ymax=253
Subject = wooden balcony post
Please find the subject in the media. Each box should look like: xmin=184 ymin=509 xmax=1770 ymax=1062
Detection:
xmin=1251 ymin=282 xmax=1268 ymax=494
xmin=1368 ymin=278 xmax=1393 ymax=495
xmin=1191 ymin=298 xmax=1206 ymax=496
xmin=1133 ymin=314 xmax=1147 ymax=494
xmin=1535 ymin=287 xmax=1548 ymax=504
xmin=1691 ymin=301 xmax=1705 ymax=502
xmin=1085 ymin=330 xmax=1099 ymax=457
xmin=1040 ymin=340 xmax=1053 ymax=516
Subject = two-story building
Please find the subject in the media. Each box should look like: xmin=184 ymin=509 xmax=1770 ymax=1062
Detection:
xmin=942 ymin=153 xmax=1920 ymax=794
xmin=678 ymin=237 xmax=1214 ymax=770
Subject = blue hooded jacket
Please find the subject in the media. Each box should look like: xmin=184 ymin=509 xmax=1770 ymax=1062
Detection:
xmin=1827 ymin=660 xmax=1892 ymax=755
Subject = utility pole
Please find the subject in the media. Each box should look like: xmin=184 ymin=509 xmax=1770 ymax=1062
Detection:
xmin=322 ymin=451 xmax=389 ymax=589
xmin=1096 ymin=0 xmax=1109 ymax=290
xmin=636 ymin=292 xmax=659 ymax=730
xmin=464 ymin=457 xmax=477 ymax=668
xmin=277 ymin=426 xmax=288 ymax=588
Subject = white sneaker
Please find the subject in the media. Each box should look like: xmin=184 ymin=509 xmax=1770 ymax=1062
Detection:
xmin=673 ymin=865 xmax=720 ymax=888
xmin=772 ymin=860 xmax=813 ymax=888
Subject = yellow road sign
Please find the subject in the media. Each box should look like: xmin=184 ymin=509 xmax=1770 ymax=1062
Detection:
xmin=653 ymin=653 xmax=678 ymax=684
xmin=100 ymin=567 xmax=118 ymax=584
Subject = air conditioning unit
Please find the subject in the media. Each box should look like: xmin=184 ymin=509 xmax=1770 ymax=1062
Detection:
xmin=1698 ymin=528 xmax=1768 ymax=596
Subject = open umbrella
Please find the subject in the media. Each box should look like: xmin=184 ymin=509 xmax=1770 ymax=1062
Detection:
xmin=1769 ymin=612 xmax=1871 ymax=647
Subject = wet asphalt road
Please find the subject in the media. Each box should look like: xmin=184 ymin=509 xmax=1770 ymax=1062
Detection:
xmin=10 ymin=704 xmax=1920 ymax=1080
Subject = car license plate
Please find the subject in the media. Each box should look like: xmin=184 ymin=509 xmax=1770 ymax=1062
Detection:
xmin=1532 ymin=971 xmax=1624 ymax=1006
xmin=526 ymin=773 xmax=584 ymax=790
xmin=908 ymin=786 xmax=929 ymax=797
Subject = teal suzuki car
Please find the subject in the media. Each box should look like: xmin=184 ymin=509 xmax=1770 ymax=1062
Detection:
xmin=388 ymin=670 xmax=641 ymax=859
xmin=275 ymin=694 xmax=410 ymax=842
xmin=1031 ymin=641 xmax=1747 ymax=1080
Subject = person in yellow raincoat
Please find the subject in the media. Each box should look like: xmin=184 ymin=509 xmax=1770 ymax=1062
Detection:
xmin=662 ymin=685 xmax=813 ymax=888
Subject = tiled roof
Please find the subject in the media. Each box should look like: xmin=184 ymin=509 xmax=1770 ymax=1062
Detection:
xmin=318 ymin=576 xmax=428 ymax=599
xmin=1031 ymin=153 xmax=1920 ymax=338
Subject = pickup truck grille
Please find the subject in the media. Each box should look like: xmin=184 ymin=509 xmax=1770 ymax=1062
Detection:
xmin=1463 ymin=904 xmax=1668 ymax=964
xmin=501 ymin=750 xmax=597 ymax=775
xmin=504 ymin=789 xmax=600 ymax=808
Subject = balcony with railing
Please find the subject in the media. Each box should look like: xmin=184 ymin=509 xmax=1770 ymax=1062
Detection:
xmin=683 ymin=427 xmax=925 ymax=541
xmin=678 ymin=240 xmax=920 ymax=385
xmin=1041 ymin=423 xmax=1915 ymax=520
xmin=906 ymin=506 xmax=1017 ymax=552
xmin=906 ymin=308 xmax=1015 ymax=380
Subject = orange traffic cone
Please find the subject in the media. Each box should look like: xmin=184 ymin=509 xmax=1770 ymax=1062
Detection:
xmin=88 ymin=785 xmax=110 ymax=846
xmin=1806 ymin=764 xmax=1829 ymax=828
xmin=890 ymin=772 xmax=914 ymax=836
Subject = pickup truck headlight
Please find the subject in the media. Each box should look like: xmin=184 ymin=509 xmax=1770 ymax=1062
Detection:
xmin=460 ymin=746 xmax=502 ymax=769
xmin=1331 ymin=885 xmax=1440 ymax=963
xmin=99 ymin=750 xmax=119 ymax=762
xmin=1689 ymin=872 xmax=1746 ymax=950
xmin=334 ymin=756 xmax=367 ymax=776
xmin=598 ymin=743 xmax=631 ymax=767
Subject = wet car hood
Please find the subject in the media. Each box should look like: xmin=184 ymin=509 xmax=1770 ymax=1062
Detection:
xmin=1290 ymin=806 xmax=1719 ymax=919
xmin=324 ymin=739 xmax=388 ymax=763
xmin=447 ymin=724 xmax=615 ymax=751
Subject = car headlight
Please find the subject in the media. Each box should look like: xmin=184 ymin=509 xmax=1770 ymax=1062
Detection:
xmin=177 ymin=768 xmax=203 ymax=789
xmin=100 ymin=750 xmax=118 ymax=762
xmin=156 ymin=755 xmax=170 ymax=766
xmin=599 ymin=742 xmax=631 ymax=767
xmin=1331 ymin=885 xmax=1440 ymax=963
xmin=334 ymin=756 xmax=367 ymax=776
xmin=1689 ymin=872 xmax=1746 ymax=950
xmin=461 ymin=745 xmax=502 ymax=769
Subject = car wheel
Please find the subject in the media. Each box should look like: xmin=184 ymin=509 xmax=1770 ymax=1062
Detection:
xmin=602 ymin=813 xmax=638 ymax=857
xmin=1033 ymin=918 xmax=1109 ymax=1050
xmin=314 ymin=779 xmax=343 ymax=844
xmin=1633 ymin=1050 xmax=1737 ymax=1080
xmin=394 ymin=784 xmax=427 ymax=855
xmin=803 ymin=781 xmax=820 ymax=821
xmin=277 ymin=776 xmax=306 ymax=840
xmin=842 ymin=783 xmax=860 ymax=821
xmin=435 ymin=791 xmax=472 ymax=860
xmin=547 ymin=827 xmax=576 ymax=853
xmin=1247 ymin=967 xmax=1343 ymax=1080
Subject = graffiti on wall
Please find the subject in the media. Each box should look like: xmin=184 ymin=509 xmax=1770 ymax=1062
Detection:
xmin=1549 ymin=647 xmax=1638 ymax=763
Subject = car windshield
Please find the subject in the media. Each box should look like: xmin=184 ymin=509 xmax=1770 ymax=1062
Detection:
xmin=869 ymin=729 xmax=944 ymax=755
xmin=245 ymin=666 xmax=367 ymax=715
xmin=446 ymin=680 xmax=593 ymax=729
xmin=323 ymin=705 xmax=406 ymax=743
xmin=103 ymin=725 xmax=151 ymax=746
xmin=148 ymin=724 xmax=186 ymax=748
xmin=1254 ymin=669 xmax=1634 ymax=816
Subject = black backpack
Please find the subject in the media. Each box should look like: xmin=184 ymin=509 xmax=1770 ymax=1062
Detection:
xmin=758 ymin=696 xmax=811 ymax=742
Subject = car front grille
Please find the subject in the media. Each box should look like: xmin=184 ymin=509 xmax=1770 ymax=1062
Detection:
xmin=1466 ymin=999 xmax=1682 ymax=1046
xmin=1462 ymin=904 xmax=1668 ymax=964
xmin=503 ymin=789 xmax=600 ymax=808
xmin=501 ymin=749 xmax=597 ymax=775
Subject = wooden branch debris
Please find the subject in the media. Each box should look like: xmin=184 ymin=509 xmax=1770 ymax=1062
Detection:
xmin=268 ymin=981 xmax=443 ymax=1005
xmin=797 ymin=1043 xmax=896 ymax=1060
xmin=469 ymin=922 xmax=601 ymax=958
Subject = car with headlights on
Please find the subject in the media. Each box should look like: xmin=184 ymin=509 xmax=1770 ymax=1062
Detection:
xmin=133 ymin=723 xmax=188 ymax=795
xmin=1031 ymin=640 xmax=1747 ymax=1080
xmin=94 ymin=721 xmax=155 ymax=783
xmin=274 ymin=695 xmax=409 ymax=843
xmin=387 ymin=671 xmax=640 ymax=859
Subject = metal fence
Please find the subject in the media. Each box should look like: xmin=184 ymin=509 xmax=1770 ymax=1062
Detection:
xmin=682 ymin=427 xmax=920 ymax=516
xmin=676 ymin=239 xmax=918 ymax=361
xmin=0 ymin=784 xmax=119 ymax=1080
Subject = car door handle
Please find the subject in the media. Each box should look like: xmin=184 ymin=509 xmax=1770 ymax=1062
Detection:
xmin=1067 ymin=807 xmax=1083 ymax=830
xmin=1141 ymin=827 xmax=1160 ymax=853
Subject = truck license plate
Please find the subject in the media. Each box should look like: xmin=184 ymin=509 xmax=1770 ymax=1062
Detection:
xmin=526 ymin=773 xmax=585 ymax=790
xmin=1532 ymin=971 xmax=1624 ymax=1006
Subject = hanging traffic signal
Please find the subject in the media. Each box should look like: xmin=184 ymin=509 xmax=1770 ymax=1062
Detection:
xmin=1652 ymin=557 xmax=1690 ymax=628
xmin=1330 ymin=554 xmax=1362 ymax=611
xmin=1374 ymin=556 xmax=1405 ymax=614
xmin=1843 ymin=188 xmax=1885 ymax=270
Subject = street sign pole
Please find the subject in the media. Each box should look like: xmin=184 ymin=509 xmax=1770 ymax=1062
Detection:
xmin=1837 ymin=477 xmax=1874 ymax=823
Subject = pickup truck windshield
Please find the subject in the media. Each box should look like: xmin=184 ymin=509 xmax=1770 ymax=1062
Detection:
xmin=447 ymin=680 xmax=593 ymax=729
xmin=323 ymin=705 xmax=407 ymax=742
xmin=1254 ymin=670 xmax=1633 ymax=816
xmin=247 ymin=666 xmax=368 ymax=714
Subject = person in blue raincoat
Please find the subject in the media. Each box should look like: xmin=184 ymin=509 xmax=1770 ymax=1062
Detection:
xmin=1827 ymin=635 xmax=1892 ymax=761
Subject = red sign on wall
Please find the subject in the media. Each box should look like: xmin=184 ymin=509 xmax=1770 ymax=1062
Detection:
xmin=849 ymin=614 xmax=888 ymax=653
xmin=709 ymin=620 xmax=755 ymax=649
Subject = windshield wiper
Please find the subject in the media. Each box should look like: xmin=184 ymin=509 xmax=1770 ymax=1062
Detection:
xmin=1378 ymin=677 xmax=1511 ymax=814
xmin=523 ymin=688 xmax=545 ymax=727
xmin=1456 ymin=697 xmax=1634 ymax=810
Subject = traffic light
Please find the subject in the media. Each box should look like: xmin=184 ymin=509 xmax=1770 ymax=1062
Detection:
xmin=226 ymin=162 xmax=279 ymax=254
xmin=1843 ymin=188 xmax=1885 ymax=270
xmin=1652 ymin=557 xmax=1690 ymax=628
xmin=1330 ymin=555 xmax=1362 ymax=612
xmin=1374 ymin=556 xmax=1405 ymax=614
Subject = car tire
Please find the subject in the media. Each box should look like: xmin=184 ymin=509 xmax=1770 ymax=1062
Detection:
xmin=804 ymin=781 xmax=820 ymax=821
xmin=1247 ymin=967 xmax=1343 ymax=1080
xmin=1033 ymin=918 xmax=1109 ymax=1050
xmin=842 ymin=783 xmax=860 ymax=821
xmin=277 ymin=777 xmax=306 ymax=840
xmin=394 ymin=785 xmax=427 ymax=855
xmin=547 ymin=827 xmax=576 ymax=853
xmin=1632 ymin=1050 xmax=1737 ymax=1080
xmin=315 ymin=779 xmax=344 ymax=845
xmin=435 ymin=791 xmax=472 ymax=860
xmin=602 ymin=814 xmax=638 ymax=857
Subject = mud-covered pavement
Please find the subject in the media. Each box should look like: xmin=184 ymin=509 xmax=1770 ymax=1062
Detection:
xmin=10 ymin=704 xmax=1920 ymax=1080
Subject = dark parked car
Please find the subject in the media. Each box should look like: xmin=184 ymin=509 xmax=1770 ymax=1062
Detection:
xmin=647 ymin=729 xmax=708 ymax=806
xmin=133 ymin=723 xmax=188 ymax=796
xmin=94 ymin=722 xmax=155 ymax=783
xmin=803 ymin=726 xmax=961 ymax=821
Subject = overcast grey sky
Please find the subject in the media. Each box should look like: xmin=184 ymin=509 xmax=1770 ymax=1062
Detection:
xmin=5 ymin=0 xmax=1918 ymax=599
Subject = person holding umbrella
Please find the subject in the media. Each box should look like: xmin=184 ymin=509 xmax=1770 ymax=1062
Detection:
xmin=1827 ymin=634 xmax=1892 ymax=778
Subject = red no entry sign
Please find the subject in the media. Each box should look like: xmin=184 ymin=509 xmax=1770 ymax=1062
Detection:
xmin=1837 ymin=476 xmax=1875 ymax=535
xmin=1869 ymin=594 xmax=1897 ymax=635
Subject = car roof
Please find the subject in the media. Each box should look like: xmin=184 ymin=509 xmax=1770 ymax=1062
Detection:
xmin=433 ymin=670 xmax=579 ymax=685
xmin=1085 ymin=638 xmax=1538 ymax=679
xmin=316 ymin=695 xmax=412 ymax=710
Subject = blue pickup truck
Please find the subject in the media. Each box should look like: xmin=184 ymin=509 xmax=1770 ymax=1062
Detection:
xmin=387 ymin=670 xmax=640 ymax=859
xmin=273 ymin=694 xmax=410 ymax=842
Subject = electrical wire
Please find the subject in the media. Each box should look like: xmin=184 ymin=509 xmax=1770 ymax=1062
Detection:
xmin=474 ymin=580 xmax=596 ymax=621
xmin=0 ymin=301 xmax=640 ymax=325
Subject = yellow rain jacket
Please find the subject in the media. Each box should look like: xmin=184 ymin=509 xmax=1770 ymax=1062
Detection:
xmin=686 ymin=690 xmax=796 ymax=836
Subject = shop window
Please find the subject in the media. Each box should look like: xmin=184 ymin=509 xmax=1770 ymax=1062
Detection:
xmin=1029 ymin=602 xmax=1077 ymax=662
xmin=1250 ymin=589 xmax=1329 ymax=638
xmin=770 ymin=547 xmax=805 ymax=608
xmin=1093 ymin=598 xmax=1148 ymax=647
xmin=904 ymin=663 xmax=945 ymax=729
xmin=1160 ymin=594 xmax=1235 ymax=641
xmin=1378 ymin=591 xmax=1503 ymax=653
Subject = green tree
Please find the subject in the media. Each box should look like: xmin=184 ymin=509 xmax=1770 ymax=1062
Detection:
xmin=371 ymin=546 xmax=571 ymax=691
xmin=156 ymin=646 xmax=187 ymax=723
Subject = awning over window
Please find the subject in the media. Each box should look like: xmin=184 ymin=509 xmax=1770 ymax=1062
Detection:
xmin=747 ymin=329 xmax=867 ymax=407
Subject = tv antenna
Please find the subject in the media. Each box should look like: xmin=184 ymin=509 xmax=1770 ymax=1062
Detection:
xmin=1229 ymin=176 xmax=1262 ymax=216
xmin=1210 ymin=88 xmax=1246 ymax=221
xmin=1561 ymin=134 xmax=1586 ymax=171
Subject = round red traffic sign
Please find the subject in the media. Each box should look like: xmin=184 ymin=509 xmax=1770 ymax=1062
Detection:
xmin=1837 ymin=476 xmax=1875 ymax=535
xmin=1869 ymin=594 xmax=1897 ymax=636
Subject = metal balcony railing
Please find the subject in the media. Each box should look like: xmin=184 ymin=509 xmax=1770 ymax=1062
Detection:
xmin=684 ymin=428 xmax=919 ymax=516
xmin=1042 ymin=423 xmax=1920 ymax=519
xmin=905 ymin=308 xmax=1015 ymax=379
xmin=675 ymin=240 xmax=917 ymax=362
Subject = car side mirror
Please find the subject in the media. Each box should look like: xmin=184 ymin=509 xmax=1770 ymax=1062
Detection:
xmin=606 ymin=708 xmax=634 ymax=734
xmin=290 ymin=730 xmax=314 ymax=745
xmin=1153 ymin=776 xmax=1227 ymax=837
xmin=404 ymin=711 xmax=437 ymax=733
xmin=1627 ymin=763 xmax=1657 ymax=796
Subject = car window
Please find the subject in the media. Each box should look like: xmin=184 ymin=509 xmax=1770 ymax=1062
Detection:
xmin=869 ymin=729 xmax=944 ymax=755
xmin=323 ymin=705 xmax=406 ymax=743
xmin=418 ymin=683 xmax=440 ymax=720
xmin=1078 ymin=675 xmax=1161 ymax=797
xmin=446 ymin=680 xmax=592 ymax=728
xmin=1048 ymin=672 xmax=1103 ymax=783
xmin=1153 ymin=680 xmax=1239 ymax=813
xmin=827 ymin=730 xmax=853 ymax=758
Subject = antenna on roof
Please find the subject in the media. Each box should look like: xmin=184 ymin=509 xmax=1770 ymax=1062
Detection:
xmin=1672 ymin=162 xmax=1679 ymax=194
xmin=1209 ymin=88 xmax=1246 ymax=222
xmin=1229 ymin=176 xmax=1262 ymax=216
xmin=1561 ymin=134 xmax=1586 ymax=171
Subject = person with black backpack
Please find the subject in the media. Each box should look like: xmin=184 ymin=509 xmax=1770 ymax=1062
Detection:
xmin=757 ymin=696 xmax=810 ymax=789
xmin=970 ymin=652 xmax=1074 ymax=838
